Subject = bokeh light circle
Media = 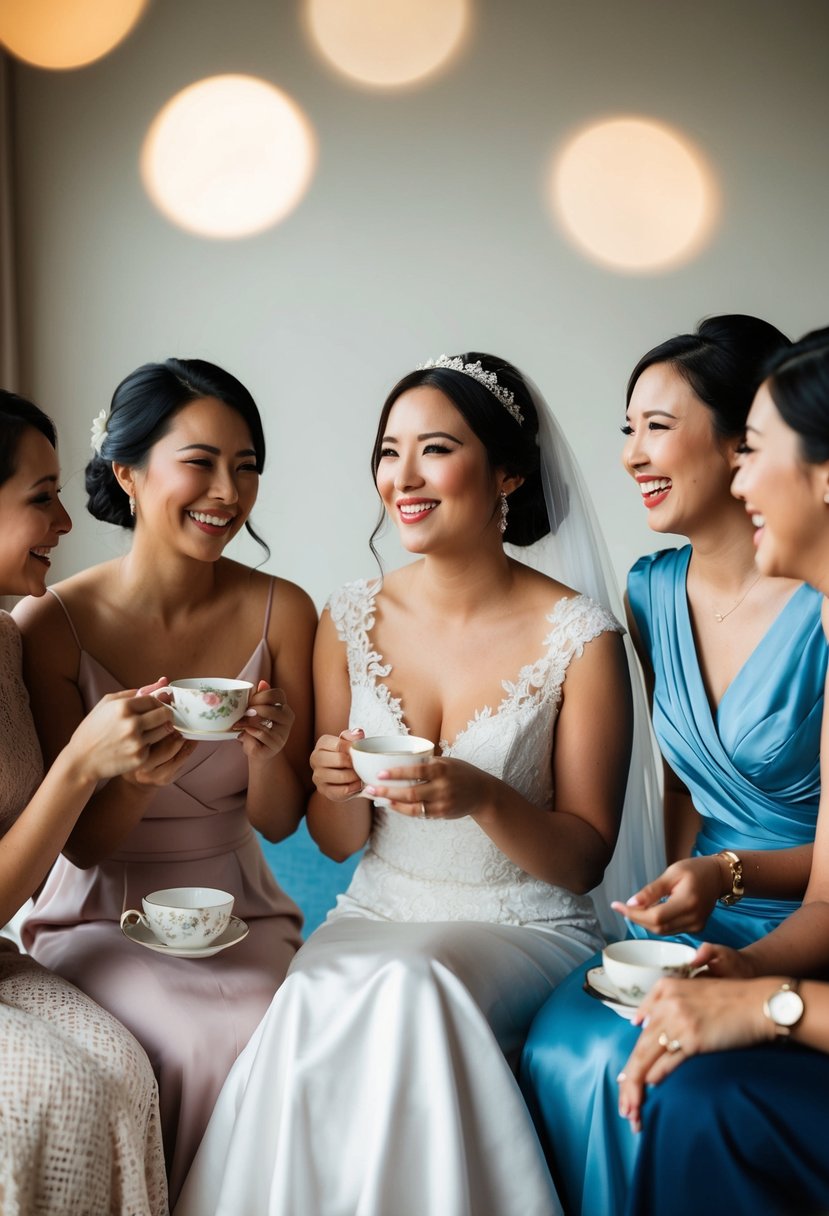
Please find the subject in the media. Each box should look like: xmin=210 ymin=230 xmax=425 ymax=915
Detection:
xmin=0 ymin=0 xmax=147 ymax=70
xmin=305 ymin=0 xmax=470 ymax=88
xmin=141 ymin=75 xmax=317 ymax=240
xmin=551 ymin=117 xmax=718 ymax=273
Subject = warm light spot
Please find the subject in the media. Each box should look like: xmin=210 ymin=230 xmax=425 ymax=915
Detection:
xmin=0 ymin=0 xmax=146 ymax=70
xmin=551 ymin=117 xmax=718 ymax=273
xmin=141 ymin=76 xmax=316 ymax=240
xmin=305 ymin=0 xmax=470 ymax=88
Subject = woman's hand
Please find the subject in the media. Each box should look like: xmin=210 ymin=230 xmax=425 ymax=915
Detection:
xmin=64 ymin=686 xmax=179 ymax=784
xmin=311 ymin=728 xmax=365 ymax=802
xmin=617 ymin=977 xmax=774 ymax=1131
xmin=610 ymin=856 xmax=725 ymax=936
xmin=236 ymin=681 xmax=294 ymax=763
xmin=365 ymin=756 xmax=496 ymax=820
xmin=691 ymin=940 xmax=758 ymax=978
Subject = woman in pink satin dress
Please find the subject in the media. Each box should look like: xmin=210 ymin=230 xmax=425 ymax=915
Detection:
xmin=15 ymin=359 xmax=315 ymax=1204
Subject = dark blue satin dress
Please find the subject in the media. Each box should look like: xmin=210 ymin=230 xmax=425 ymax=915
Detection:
xmin=627 ymin=1044 xmax=829 ymax=1216
xmin=519 ymin=547 xmax=826 ymax=1216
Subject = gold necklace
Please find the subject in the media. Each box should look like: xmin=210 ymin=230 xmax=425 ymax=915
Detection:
xmin=713 ymin=572 xmax=762 ymax=622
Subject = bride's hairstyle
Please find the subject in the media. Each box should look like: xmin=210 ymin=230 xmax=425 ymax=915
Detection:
xmin=370 ymin=352 xmax=549 ymax=548
xmin=85 ymin=358 xmax=268 ymax=551
xmin=764 ymin=327 xmax=829 ymax=464
xmin=0 ymin=390 xmax=57 ymax=487
xmin=627 ymin=314 xmax=791 ymax=436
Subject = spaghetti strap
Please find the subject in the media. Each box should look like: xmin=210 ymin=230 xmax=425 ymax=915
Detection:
xmin=261 ymin=577 xmax=276 ymax=639
xmin=47 ymin=587 xmax=82 ymax=649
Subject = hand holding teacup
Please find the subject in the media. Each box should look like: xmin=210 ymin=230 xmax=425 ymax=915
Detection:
xmin=311 ymin=729 xmax=367 ymax=802
xmin=359 ymin=744 xmax=493 ymax=821
xmin=236 ymin=682 xmax=294 ymax=761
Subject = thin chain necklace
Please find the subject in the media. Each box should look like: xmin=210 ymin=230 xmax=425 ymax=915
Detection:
xmin=713 ymin=571 xmax=762 ymax=622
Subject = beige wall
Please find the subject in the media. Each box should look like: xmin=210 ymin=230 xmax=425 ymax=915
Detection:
xmin=11 ymin=0 xmax=829 ymax=608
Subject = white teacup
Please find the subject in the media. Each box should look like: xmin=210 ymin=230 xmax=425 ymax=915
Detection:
xmin=160 ymin=678 xmax=253 ymax=733
xmin=350 ymin=735 xmax=435 ymax=807
xmin=602 ymin=939 xmax=697 ymax=1003
xmin=120 ymin=886 xmax=234 ymax=949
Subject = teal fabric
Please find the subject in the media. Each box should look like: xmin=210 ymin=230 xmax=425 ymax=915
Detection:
xmin=259 ymin=821 xmax=362 ymax=938
xmin=520 ymin=546 xmax=826 ymax=1216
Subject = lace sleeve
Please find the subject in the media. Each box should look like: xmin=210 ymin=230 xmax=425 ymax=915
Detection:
xmin=325 ymin=579 xmax=390 ymax=688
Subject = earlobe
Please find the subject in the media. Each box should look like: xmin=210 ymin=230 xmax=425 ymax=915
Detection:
xmin=111 ymin=462 xmax=135 ymax=501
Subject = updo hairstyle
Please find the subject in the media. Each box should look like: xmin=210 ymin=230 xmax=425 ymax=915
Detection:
xmin=626 ymin=315 xmax=791 ymax=437
xmin=85 ymin=358 xmax=267 ymax=547
xmin=370 ymin=352 xmax=548 ymax=548
xmin=763 ymin=327 xmax=829 ymax=464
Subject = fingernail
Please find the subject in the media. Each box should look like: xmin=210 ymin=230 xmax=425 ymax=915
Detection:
xmin=376 ymin=770 xmax=390 ymax=779
xmin=616 ymin=1072 xmax=627 ymax=1082
xmin=626 ymin=895 xmax=642 ymax=907
xmin=363 ymin=785 xmax=377 ymax=796
xmin=245 ymin=709 xmax=257 ymax=717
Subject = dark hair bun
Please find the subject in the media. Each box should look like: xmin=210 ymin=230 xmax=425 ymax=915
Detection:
xmin=85 ymin=454 xmax=134 ymax=528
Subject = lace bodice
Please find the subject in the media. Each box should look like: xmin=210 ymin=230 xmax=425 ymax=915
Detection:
xmin=0 ymin=613 xmax=43 ymax=835
xmin=327 ymin=579 xmax=621 ymax=926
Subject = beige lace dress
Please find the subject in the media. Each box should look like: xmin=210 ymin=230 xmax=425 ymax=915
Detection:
xmin=0 ymin=612 xmax=168 ymax=1216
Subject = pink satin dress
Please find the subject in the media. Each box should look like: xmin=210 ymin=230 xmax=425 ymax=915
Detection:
xmin=23 ymin=583 xmax=303 ymax=1205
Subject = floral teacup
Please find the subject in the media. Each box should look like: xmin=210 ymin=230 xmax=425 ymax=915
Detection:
xmin=120 ymin=887 xmax=234 ymax=948
xmin=161 ymin=678 xmax=253 ymax=732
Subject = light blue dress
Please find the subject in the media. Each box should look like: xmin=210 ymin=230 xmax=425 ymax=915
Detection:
xmin=519 ymin=546 xmax=826 ymax=1216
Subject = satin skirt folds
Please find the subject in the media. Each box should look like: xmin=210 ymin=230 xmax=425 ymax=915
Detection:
xmin=175 ymin=912 xmax=601 ymax=1216
xmin=520 ymin=955 xmax=642 ymax=1216
xmin=628 ymin=1045 xmax=829 ymax=1216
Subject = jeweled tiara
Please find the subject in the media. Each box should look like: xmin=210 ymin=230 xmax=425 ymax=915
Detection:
xmin=418 ymin=354 xmax=524 ymax=425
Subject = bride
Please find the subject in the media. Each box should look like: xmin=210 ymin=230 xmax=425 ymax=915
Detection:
xmin=175 ymin=352 xmax=658 ymax=1216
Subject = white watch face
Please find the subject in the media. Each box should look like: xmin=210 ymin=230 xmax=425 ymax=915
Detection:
xmin=768 ymin=988 xmax=804 ymax=1028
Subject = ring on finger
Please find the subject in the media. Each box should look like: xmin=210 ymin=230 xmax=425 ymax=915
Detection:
xmin=657 ymin=1032 xmax=682 ymax=1054
xmin=263 ymin=719 xmax=274 ymax=731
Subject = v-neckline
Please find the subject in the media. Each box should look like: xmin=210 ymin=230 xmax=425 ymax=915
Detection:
xmin=678 ymin=548 xmax=807 ymax=723
xmin=360 ymin=580 xmax=578 ymax=753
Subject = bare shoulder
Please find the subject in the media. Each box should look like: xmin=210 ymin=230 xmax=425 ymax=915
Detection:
xmin=507 ymin=560 xmax=585 ymax=615
xmin=13 ymin=561 xmax=118 ymax=644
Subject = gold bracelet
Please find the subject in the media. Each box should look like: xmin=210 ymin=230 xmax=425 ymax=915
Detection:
xmin=718 ymin=849 xmax=745 ymax=906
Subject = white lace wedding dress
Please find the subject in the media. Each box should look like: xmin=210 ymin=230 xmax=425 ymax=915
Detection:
xmin=175 ymin=580 xmax=617 ymax=1216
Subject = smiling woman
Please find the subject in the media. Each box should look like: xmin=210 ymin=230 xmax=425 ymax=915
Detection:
xmin=0 ymin=390 xmax=169 ymax=1215
xmin=13 ymin=359 xmax=317 ymax=1205
xmin=175 ymin=351 xmax=651 ymax=1216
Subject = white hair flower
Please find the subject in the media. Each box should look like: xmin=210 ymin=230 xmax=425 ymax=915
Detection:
xmin=90 ymin=408 xmax=109 ymax=456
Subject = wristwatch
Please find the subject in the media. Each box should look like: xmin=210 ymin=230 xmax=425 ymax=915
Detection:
xmin=718 ymin=849 xmax=745 ymax=906
xmin=763 ymin=980 xmax=804 ymax=1037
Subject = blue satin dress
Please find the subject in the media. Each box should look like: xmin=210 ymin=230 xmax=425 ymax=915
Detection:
xmin=519 ymin=547 xmax=826 ymax=1216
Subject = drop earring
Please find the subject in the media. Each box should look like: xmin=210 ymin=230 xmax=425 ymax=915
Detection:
xmin=498 ymin=491 xmax=509 ymax=535
xmin=129 ymin=495 xmax=136 ymax=517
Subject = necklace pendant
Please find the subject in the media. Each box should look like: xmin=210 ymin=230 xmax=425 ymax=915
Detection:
xmin=714 ymin=612 xmax=724 ymax=622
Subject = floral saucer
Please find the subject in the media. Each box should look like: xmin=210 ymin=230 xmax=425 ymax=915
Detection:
xmin=121 ymin=915 xmax=249 ymax=958
xmin=584 ymin=966 xmax=639 ymax=1020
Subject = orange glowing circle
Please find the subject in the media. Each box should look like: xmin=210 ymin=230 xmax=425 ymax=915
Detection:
xmin=141 ymin=75 xmax=317 ymax=240
xmin=305 ymin=0 xmax=470 ymax=88
xmin=0 ymin=0 xmax=147 ymax=70
xmin=551 ymin=117 xmax=718 ymax=273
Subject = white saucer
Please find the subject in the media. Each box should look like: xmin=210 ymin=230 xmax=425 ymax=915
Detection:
xmin=584 ymin=966 xmax=639 ymax=1020
xmin=121 ymin=915 xmax=249 ymax=958
xmin=177 ymin=727 xmax=242 ymax=742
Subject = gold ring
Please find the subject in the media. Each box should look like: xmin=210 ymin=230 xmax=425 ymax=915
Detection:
xmin=657 ymin=1032 xmax=682 ymax=1054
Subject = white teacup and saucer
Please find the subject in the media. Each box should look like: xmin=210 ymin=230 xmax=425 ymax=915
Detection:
xmin=120 ymin=887 xmax=249 ymax=958
xmin=584 ymin=939 xmax=698 ymax=1020
xmin=350 ymin=735 xmax=435 ymax=807
xmin=154 ymin=678 xmax=253 ymax=741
